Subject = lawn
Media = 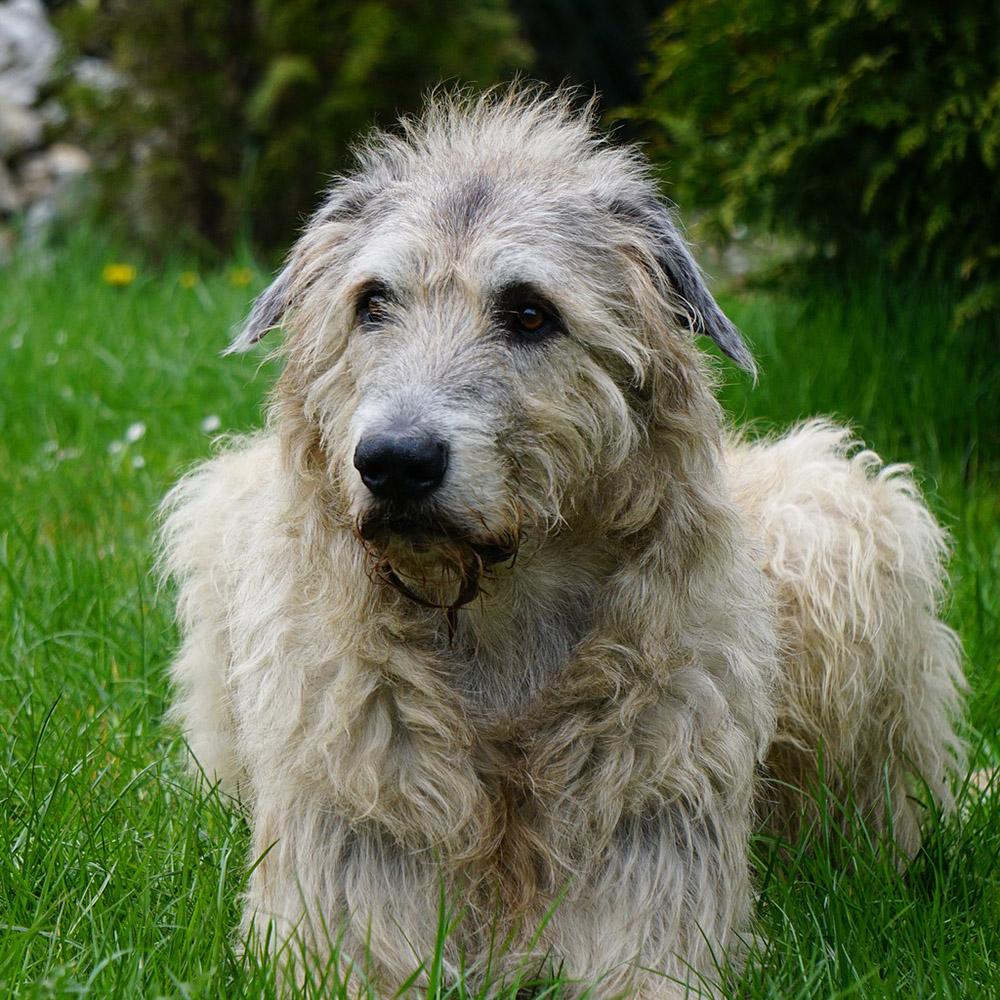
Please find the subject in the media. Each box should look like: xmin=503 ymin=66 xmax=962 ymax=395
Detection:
xmin=1 ymin=231 xmax=997 ymax=998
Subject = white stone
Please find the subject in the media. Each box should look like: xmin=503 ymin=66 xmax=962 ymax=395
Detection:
xmin=17 ymin=142 xmax=90 ymax=201
xmin=0 ymin=98 xmax=41 ymax=155
xmin=0 ymin=1 xmax=58 ymax=107
xmin=73 ymin=57 xmax=124 ymax=95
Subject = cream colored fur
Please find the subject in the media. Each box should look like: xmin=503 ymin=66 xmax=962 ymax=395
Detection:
xmin=160 ymin=89 xmax=964 ymax=998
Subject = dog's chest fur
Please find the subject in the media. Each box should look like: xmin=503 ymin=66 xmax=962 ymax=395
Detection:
xmin=442 ymin=539 xmax=612 ymax=718
xmin=418 ymin=541 xmax=621 ymax=905
xmin=271 ymin=533 xmax=625 ymax=914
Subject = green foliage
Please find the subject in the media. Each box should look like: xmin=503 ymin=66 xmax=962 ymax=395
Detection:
xmin=636 ymin=0 xmax=1000 ymax=324
xmin=57 ymin=1 xmax=530 ymax=253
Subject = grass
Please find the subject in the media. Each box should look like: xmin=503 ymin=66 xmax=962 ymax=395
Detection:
xmin=1 ymin=230 xmax=997 ymax=998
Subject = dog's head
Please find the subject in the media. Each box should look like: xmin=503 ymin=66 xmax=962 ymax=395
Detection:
xmin=231 ymin=89 xmax=752 ymax=605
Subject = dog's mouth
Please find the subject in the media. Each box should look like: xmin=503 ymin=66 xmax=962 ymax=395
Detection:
xmin=358 ymin=508 xmax=456 ymax=549
xmin=355 ymin=504 xmax=520 ymax=628
xmin=357 ymin=506 xmax=517 ymax=561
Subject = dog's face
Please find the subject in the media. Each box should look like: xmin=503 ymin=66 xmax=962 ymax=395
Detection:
xmin=231 ymin=93 xmax=752 ymax=602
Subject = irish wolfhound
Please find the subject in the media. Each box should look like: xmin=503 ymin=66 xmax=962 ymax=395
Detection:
xmin=160 ymin=89 xmax=964 ymax=997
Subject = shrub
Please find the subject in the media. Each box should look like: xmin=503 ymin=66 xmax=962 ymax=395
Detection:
xmin=509 ymin=0 xmax=666 ymax=107
xmin=635 ymin=0 xmax=1000 ymax=324
xmin=57 ymin=0 xmax=530 ymax=253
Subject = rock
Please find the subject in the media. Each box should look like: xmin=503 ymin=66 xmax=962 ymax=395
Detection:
xmin=73 ymin=57 xmax=125 ymax=96
xmin=0 ymin=0 xmax=59 ymax=107
xmin=44 ymin=141 xmax=90 ymax=178
xmin=17 ymin=142 xmax=90 ymax=202
xmin=0 ymin=2 xmax=92 ymax=244
xmin=0 ymin=96 xmax=41 ymax=154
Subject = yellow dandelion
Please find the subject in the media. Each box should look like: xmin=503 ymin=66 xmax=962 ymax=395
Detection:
xmin=102 ymin=263 xmax=136 ymax=287
xmin=179 ymin=270 xmax=199 ymax=289
xmin=229 ymin=266 xmax=253 ymax=287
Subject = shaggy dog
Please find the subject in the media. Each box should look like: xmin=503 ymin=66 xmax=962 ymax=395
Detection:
xmin=160 ymin=90 xmax=964 ymax=997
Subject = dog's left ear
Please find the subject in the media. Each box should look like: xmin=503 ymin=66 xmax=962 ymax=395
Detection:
xmin=225 ymin=262 xmax=294 ymax=355
xmin=613 ymin=196 xmax=756 ymax=376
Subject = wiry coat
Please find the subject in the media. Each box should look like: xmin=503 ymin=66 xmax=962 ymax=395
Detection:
xmin=160 ymin=90 xmax=964 ymax=998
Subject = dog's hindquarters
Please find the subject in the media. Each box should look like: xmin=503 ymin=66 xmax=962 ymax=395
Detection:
xmin=726 ymin=421 xmax=965 ymax=854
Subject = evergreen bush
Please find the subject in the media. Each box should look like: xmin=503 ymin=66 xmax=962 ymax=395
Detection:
xmin=636 ymin=0 xmax=1000 ymax=323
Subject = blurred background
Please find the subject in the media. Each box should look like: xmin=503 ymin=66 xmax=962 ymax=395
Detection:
xmin=0 ymin=0 xmax=994 ymax=326
xmin=4 ymin=0 xmax=660 ymax=254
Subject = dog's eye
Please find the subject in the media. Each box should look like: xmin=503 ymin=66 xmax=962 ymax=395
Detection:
xmin=514 ymin=304 xmax=546 ymax=333
xmin=357 ymin=286 xmax=389 ymax=327
xmin=499 ymin=295 xmax=560 ymax=343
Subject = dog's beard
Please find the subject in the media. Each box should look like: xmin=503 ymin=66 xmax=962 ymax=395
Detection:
xmin=355 ymin=503 xmax=521 ymax=629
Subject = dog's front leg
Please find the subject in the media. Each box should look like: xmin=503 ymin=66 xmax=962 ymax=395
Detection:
xmin=539 ymin=799 xmax=750 ymax=1000
xmin=242 ymin=781 xmax=469 ymax=996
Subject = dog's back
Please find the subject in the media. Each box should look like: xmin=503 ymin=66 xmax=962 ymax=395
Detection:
xmin=725 ymin=420 xmax=965 ymax=852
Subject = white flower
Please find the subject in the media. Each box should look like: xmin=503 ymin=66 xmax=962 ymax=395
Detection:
xmin=55 ymin=330 xmax=68 ymax=345
xmin=108 ymin=440 xmax=124 ymax=455
xmin=10 ymin=334 xmax=23 ymax=350
xmin=42 ymin=440 xmax=58 ymax=453
xmin=131 ymin=454 xmax=146 ymax=469
xmin=125 ymin=421 xmax=146 ymax=443
xmin=45 ymin=352 xmax=59 ymax=366
xmin=200 ymin=414 xmax=221 ymax=433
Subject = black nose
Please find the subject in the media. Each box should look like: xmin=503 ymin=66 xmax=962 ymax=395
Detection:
xmin=353 ymin=431 xmax=449 ymax=502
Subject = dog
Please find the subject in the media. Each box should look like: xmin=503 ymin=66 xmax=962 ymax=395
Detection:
xmin=160 ymin=88 xmax=965 ymax=997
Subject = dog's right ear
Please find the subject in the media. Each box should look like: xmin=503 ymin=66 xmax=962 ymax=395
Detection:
xmin=224 ymin=174 xmax=377 ymax=355
xmin=225 ymin=262 xmax=295 ymax=355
